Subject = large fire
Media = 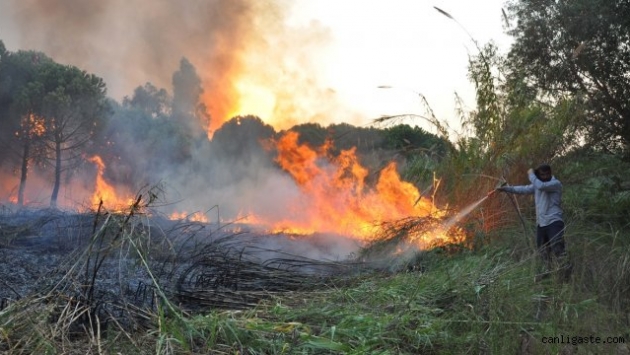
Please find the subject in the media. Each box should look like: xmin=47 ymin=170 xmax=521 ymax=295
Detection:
xmin=88 ymin=155 xmax=134 ymax=209
xmin=1 ymin=135 xmax=463 ymax=250
xmin=86 ymin=131 xmax=464 ymax=248
xmin=238 ymin=131 xmax=464 ymax=247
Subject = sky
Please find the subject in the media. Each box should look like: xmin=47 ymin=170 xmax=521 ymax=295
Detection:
xmin=0 ymin=0 xmax=513 ymax=242
xmin=289 ymin=0 xmax=512 ymax=135
xmin=0 ymin=0 xmax=512 ymax=136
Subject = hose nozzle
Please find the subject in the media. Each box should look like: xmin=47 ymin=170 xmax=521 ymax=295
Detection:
xmin=487 ymin=179 xmax=507 ymax=196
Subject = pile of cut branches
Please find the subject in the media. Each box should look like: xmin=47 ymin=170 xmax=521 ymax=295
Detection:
xmin=172 ymin=235 xmax=360 ymax=310
xmin=359 ymin=215 xmax=463 ymax=271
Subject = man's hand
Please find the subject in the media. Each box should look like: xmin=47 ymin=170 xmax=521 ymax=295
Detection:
xmin=527 ymin=168 xmax=534 ymax=175
xmin=492 ymin=181 xmax=508 ymax=195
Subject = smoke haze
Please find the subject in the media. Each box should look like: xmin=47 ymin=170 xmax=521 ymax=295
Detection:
xmin=0 ymin=0 xmax=355 ymax=132
xmin=0 ymin=0 xmax=409 ymax=261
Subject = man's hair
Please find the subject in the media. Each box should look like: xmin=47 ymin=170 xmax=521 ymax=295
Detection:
xmin=536 ymin=164 xmax=552 ymax=174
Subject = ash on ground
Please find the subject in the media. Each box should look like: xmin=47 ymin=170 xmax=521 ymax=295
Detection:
xmin=0 ymin=205 xmax=363 ymax=326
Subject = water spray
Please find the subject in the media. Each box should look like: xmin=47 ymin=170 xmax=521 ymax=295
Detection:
xmin=443 ymin=180 xmax=507 ymax=230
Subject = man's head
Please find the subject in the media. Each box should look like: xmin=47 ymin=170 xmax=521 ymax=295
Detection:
xmin=535 ymin=164 xmax=552 ymax=182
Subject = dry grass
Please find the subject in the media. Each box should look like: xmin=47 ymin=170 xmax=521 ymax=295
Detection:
xmin=0 ymin=191 xmax=373 ymax=354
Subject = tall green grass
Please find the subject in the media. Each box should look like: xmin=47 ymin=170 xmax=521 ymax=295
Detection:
xmin=136 ymin=223 xmax=626 ymax=354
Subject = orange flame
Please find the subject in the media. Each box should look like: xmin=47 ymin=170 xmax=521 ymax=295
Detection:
xmin=18 ymin=113 xmax=46 ymax=138
xmin=247 ymin=131 xmax=462 ymax=247
xmin=88 ymin=155 xmax=134 ymax=209
xmin=168 ymin=211 xmax=209 ymax=223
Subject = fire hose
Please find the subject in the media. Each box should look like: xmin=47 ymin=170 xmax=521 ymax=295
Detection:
xmin=491 ymin=179 xmax=530 ymax=235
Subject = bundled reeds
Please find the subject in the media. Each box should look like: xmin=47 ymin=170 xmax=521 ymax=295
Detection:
xmin=358 ymin=214 xmax=467 ymax=273
xmin=172 ymin=236 xmax=357 ymax=311
xmin=0 ymin=192 xmax=369 ymax=353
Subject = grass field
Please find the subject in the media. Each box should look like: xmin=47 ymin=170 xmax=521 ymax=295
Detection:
xmin=1 ymin=205 xmax=627 ymax=354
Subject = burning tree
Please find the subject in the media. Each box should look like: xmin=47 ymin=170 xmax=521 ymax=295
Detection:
xmin=1 ymin=48 xmax=110 ymax=207
xmin=0 ymin=47 xmax=54 ymax=205
xmin=31 ymin=62 xmax=110 ymax=207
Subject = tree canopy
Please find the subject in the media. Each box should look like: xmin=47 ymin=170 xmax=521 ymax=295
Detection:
xmin=172 ymin=57 xmax=211 ymax=140
xmin=506 ymin=0 xmax=630 ymax=158
xmin=35 ymin=62 xmax=110 ymax=206
xmin=0 ymin=45 xmax=110 ymax=207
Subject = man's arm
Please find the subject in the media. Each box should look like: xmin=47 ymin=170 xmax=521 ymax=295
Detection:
xmin=500 ymin=184 xmax=535 ymax=195
xmin=528 ymin=170 xmax=562 ymax=192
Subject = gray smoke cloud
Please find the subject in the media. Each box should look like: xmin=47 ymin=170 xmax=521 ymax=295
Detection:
xmin=1 ymin=0 xmax=247 ymax=96
xmin=0 ymin=0 xmax=356 ymax=131
xmin=0 ymin=0 xmax=368 ymax=260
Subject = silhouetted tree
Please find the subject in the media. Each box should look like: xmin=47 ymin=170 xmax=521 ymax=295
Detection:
xmin=172 ymin=57 xmax=210 ymax=141
xmin=211 ymin=115 xmax=276 ymax=163
xmin=327 ymin=123 xmax=386 ymax=155
xmin=383 ymin=124 xmax=449 ymax=158
xmin=97 ymin=83 xmax=192 ymax=188
xmin=32 ymin=62 xmax=110 ymax=207
xmin=209 ymin=115 xmax=276 ymax=185
xmin=0 ymin=47 xmax=54 ymax=205
xmin=288 ymin=123 xmax=329 ymax=147
xmin=123 ymin=82 xmax=171 ymax=119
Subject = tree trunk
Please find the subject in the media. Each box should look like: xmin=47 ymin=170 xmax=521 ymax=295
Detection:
xmin=17 ymin=141 xmax=30 ymax=206
xmin=50 ymin=139 xmax=61 ymax=208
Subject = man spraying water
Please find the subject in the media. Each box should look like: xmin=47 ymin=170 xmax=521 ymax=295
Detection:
xmin=497 ymin=164 xmax=572 ymax=281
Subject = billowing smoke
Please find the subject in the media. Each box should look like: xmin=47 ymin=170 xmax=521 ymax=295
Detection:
xmin=0 ymin=0 xmax=355 ymax=133
xmin=0 ymin=0 xmax=386 ymax=260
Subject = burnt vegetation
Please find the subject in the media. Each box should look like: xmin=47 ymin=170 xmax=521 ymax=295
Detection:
xmin=0 ymin=191 xmax=369 ymax=352
xmin=1 ymin=0 xmax=630 ymax=352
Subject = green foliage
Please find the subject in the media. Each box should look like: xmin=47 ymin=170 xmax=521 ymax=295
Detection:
xmin=325 ymin=123 xmax=385 ymax=154
xmin=133 ymin=226 xmax=630 ymax=354
xmin=0 ymin=47 xmax=109 ymax=206
xmin=382 ymin=124 xmax=449 ymax=158
xmin=29 ymin=62 xmax=111 ymax=206
xmin=0 ymin=49 xmax=54 ymax=162
xmin=401 ymin=154 xmax=438 ymax=190
xmin=466 ymin=44 xmax=503 ymax=149
xmin=506 ymin=0 xmax=630 ymax=158
xmin=0 ymin=54 xmax=49 ymax=205
xmin=428 ymin=42 xmax=584 ymax=218
xmin=558 ymin=150 xmax=630 ymax=227
xmin=1 ymin=217 xmax=628 ymax=354
xmin=288 ymin=122 xmax=329 ymax=147
xmin=464 ymin=43 xmax=581 ymax=169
